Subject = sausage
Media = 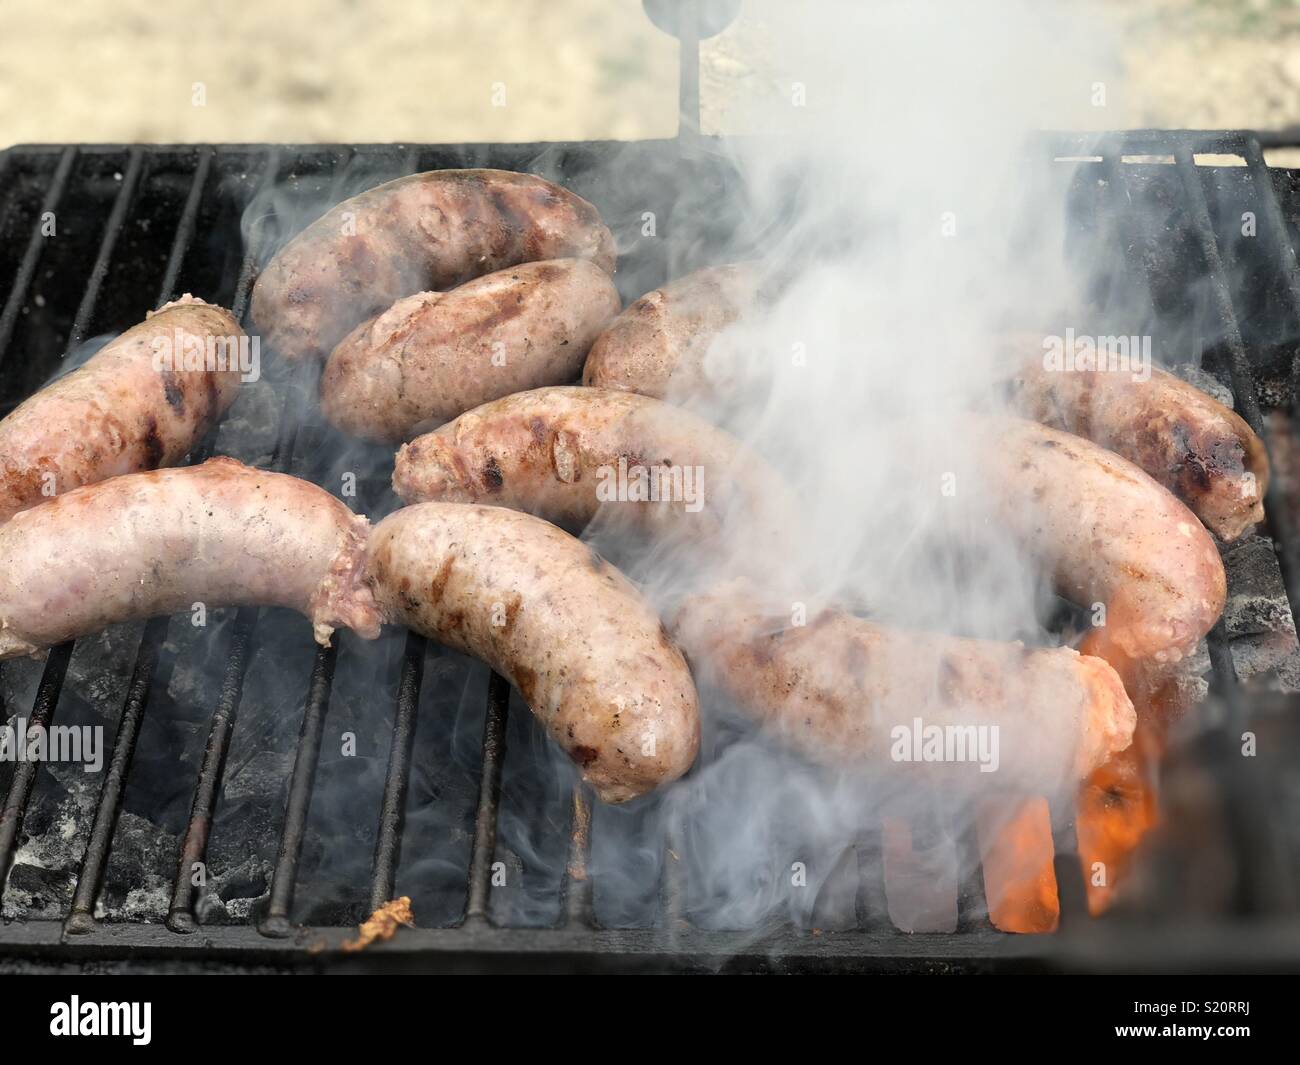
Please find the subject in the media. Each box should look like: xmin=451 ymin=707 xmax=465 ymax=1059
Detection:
xmin=672 ymin=580 xmax=1135 ymax=790
xmin=582 ymin=263 xmax=759 ymax=401
xmin=973 ymin=416 xmax=1227 ymax=666
xmin=0 ymin=296 xmax=244 ymax=524
xmin=392 ymin=386 xmax=799 ymax=566
xmin=0 ymin=457 xmax=380 ymax=659
xmin=250 ymin=169 xmax=617 ymax=362
xmin=364 ymin=503 xmax=700 ymax=802
xmin=1009 ymin=357 xmax=1269 ymax=541
xmin=321 ymin=259 xmax=621 ymax=443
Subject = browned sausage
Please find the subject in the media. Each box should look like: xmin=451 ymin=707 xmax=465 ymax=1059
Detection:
xmin=0 ymin=457 xmax=380 ymax=658
xmin=0 ymin=296 xmax=245 ymax=524
xmin=1009 ymin=355 xmax=1269 ymax=541
xmin=251 ymin=169 xmax=617 ymax=362
xmin=365 ymin=503 xmax=700 ymax=802
xmin=321 ymin=259 xmax=621 ymax=442
xmin=391 ymin=386 xmax=800 ymax=567
xmin=673 ymin=580 xmax=1135 ymax=790
xmin=582 ymin=263 xmax=759 ymax=401
xmin=971 ymin=416 xmax=1227 ymax=667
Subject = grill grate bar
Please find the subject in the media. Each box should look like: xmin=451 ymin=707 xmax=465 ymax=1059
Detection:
xmin=260 ymin=642 xmax=339 ymax=936
xmin=1172 ymin=146 xmax=1266 ymax=437
xmin=166 ymin=610 xmax=258 ymax=932
xmin=354 ymin=145 xmax=430 ymax=921
xmin=230 ymin=149 xmax=284 ymax=321
xmin=164 ymin=364 xmax=309 ymax=933
xmin=25 ymin=153 xmax=224 ymax=931
xmin=0 ymin=146 xmax=76 ymax=372
xmin=368 ymin=633 xmax=424 ymax=912
xmin=1049 ymin=796 xmax=1087 ymax=929
xmin=64 ymin=619 xmax=167 ymax=933
xmin=660 ymin=824 xmax=685 ymax=928
xmin=561 ymin=786 xmax=595 ymax=926
xmin=155 ymin=147 xmax=213 ymax=307
xmin=250 ymin=144 xmax=421 ymax=931
xmin=1241 ymin=137 xmax=1300 ymax=403
xmin=1101 ymin=143 xmax=1253 ymax=696
xmin=0 ymin=643 xmax=73 ymax=893
xmin=463 ymin=672 xmax=510 ymax=924
xmin=59 ymin=150 xmax=282 ymax=930
xmin=2 ymin=146 xmax=178 ymax=912
xmin=1237 ymin=137 xmax=1300 ymax=640
xmin=68 ymin=148 xmax=145 ymax=348
xmin=1169 ymin=145 xmax=1285 ymax=916
xmin=162 ymin=149 xmax=322 ymax=933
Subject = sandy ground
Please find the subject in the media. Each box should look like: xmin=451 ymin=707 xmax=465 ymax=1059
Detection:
xmin=0 ymin=1 xmax=1297 ymax=145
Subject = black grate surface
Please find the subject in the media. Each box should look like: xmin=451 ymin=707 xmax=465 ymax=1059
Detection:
xmin=0 ymin=135 xmax=1298 ymax=973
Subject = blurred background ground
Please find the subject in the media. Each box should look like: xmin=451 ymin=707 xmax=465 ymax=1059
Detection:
xmin=0 ymin=0 xmax=1297 ymax=145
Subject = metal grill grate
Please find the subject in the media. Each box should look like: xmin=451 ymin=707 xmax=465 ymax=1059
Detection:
xmin=0 ymin=135 xmax=1298 ymax=972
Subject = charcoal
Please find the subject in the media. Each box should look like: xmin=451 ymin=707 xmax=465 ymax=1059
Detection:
xmin=220 ymin=750 xmax=294 ymax=805
xmin=2 ymin=862 xmax=73 ymax=917
xmin=1171 ymin=363 xmax=1233 ymax=407
xmin=98 ymin=810 xmax=180 ymax=920
xmin=1232 ymin=629 xmax=1300 ymax=693
xmin=1222 ymin=535 xmax=1293 ymax=637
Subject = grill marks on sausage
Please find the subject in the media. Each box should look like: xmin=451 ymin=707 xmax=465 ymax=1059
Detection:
xmin=141 ymin=416 xmax=164 ymax=467
xmin=470 ymin=286 xmax=529 ymax=334
xmin=571 ymin=745 xmax=600 ymax=767
xmin=160 ymin=372 xmax=186 ymax=415
xmin=481 ymin=456 xmax=505 ymax=492
xmin=487 ymin=186 xmax=534 ymax=263
xmin=1165 ymin=420 xmax=1236 ymax=504
xmin=428 ymin=555 xmax=455 ymax=602
xmin=513 ymin=664 xmax=538 ymax=705
xmin=501 ymin=593 xmax=523 ymax=634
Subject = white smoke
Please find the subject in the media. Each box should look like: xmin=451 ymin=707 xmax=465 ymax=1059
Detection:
xmin=578 ymin=0 xmax=1127 ymax=931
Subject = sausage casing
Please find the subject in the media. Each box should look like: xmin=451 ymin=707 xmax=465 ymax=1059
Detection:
xmin=392 ymin=386 xmax=799 ymax=567
xmin=673 ymin=581 xmax=1135 ymax=790
xmin=0 ymin=296 xmax=244 ymax=524
xmin=975 ymin=416 xmax=1227 ymax=665
xmin=321 ymin=259 xmax=620 ymax=442
xmin=0 ymin=457 xmax=379 ymax=658
xmin=1010 ymin=358 xmax=1269 ymax=541
xmin=365 ymin=503 xmax=700 ymax=802
xmin=582 ymin=263 xmax=759 ymax=401
xmin=251 ymin=169 xmax=617 ymax=362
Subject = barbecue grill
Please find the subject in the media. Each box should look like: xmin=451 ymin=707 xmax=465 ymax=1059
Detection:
xmin=3 ymin=9 xmax=1300 ymax=975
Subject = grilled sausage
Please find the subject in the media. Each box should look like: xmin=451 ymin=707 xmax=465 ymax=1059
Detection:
xmin=365 ymin=503 xmax=700 ymax=802
xmin=251 ymin=169 xmax=617 ymax=362
xmin=392 ymin=386 xmax=799 ymax=567
xmin=672 ymin=580 xmax=1135 ymax=790
xmin=321 ymin=259 xmax=621 ymax=443
xmin=582 ymin=263 xmax=759 ymax=401
xmin=974 ymin=416 xmax=1227 ymax=666
xmin=1010 ymin=358 xmax=1269 ymax=541
xmin=0 ymin=457 xmax=379 ymax=659
xmin=0 ymin=296 xmax=244 ymax=524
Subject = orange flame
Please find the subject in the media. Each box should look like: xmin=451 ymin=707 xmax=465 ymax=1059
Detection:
xmin=973 ymin=612 xmax=1189 ymax=932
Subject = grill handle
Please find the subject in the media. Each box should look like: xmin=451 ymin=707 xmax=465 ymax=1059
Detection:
xmin=643 ymin=0 xmax=742 ymax=140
